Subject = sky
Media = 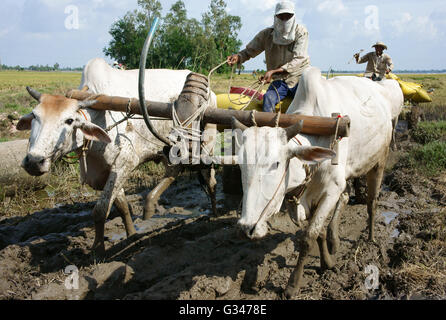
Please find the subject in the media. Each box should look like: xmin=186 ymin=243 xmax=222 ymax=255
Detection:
xmin=0 ymin=0 xmax=445 ymax=71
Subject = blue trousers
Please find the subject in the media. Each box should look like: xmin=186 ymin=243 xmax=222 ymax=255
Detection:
xmin=263 ymin=80 xmax=298 ymax=113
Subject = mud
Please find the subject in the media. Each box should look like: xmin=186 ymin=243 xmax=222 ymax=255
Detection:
xmin=0 ymin=134 xmax=445 ymax=300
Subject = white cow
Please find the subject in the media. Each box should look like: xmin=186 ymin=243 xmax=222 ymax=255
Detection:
xmin=17 ymin=58 xmax=218 ymax=256
xmin=233 ymin=66 xmax=403 ymax=298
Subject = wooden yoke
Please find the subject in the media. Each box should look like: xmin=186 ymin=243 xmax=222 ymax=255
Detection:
xmin=66 ymin=89 xmax=350 ymax=138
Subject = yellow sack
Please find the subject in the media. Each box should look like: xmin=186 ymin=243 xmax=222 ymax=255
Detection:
xmin=216 ymin=92 xmax=293 ymax=113
xmin=386 ymin=73 xmax=432 ymax=103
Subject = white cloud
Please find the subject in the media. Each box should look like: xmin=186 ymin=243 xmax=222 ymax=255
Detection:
xmin=390 ymin=12 xmax=438 ymax=40
xmin=390 ymin=12 xmax=412 ymax=35
xmin=0 ymin=27 xmax=12 ymax=39
xmin=240 ymin=0 xmax=278 ymax=12
xmin=317 ymin=0 xmax=346 ymax=15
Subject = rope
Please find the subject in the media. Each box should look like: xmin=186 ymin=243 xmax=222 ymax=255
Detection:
xmin=250 ymin=110 xmax=258 ymax=127
xmin=275 ymin=111 xmax=281 ymax=127
xmin=224 ymin=64 xmax=266 ymax=111
xmin=330 ymin=115 xmax=342 ymax=149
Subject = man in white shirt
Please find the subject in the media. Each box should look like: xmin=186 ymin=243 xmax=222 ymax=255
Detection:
xmin=355 ymin=42 xmax=394 ymax=81
xmin=227 ymin=1 xmax=310 ymax=112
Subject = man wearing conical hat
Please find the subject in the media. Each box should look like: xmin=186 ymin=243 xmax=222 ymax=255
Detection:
xmin=355 ymin=41 xmax=394 ymax=81
xmin=227 ymin=1 xmax=310 ymax=113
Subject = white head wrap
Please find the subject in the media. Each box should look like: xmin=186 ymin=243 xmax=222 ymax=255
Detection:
xmin=273 ymin=1 xmax=297 ymax=45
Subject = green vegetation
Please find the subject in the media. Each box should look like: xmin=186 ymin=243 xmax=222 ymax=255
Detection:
xmin=411 ymin=121 xmax=446 ymax=144
xmin=0 ymin=71 xmax=81 ymax=114
xmin=412 ymin=141 xmax=446 ymax=174
xmin=401 ymin=140 xmax=446 ymax=176
xmin=398 ymin=121 xmax=446 ymax=176
xmin=104 ymin=0 xmax=242 ymax=73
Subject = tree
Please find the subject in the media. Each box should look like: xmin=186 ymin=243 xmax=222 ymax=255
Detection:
xmin=54 ymin=63 xmax=60 ymax=71
xmin=103 ymin=0 xmax=242 ymax=73
xmin=104 ymin=0 xmax=163 ymax=69
xmin=157 ymin=1 xmax=204 ymax=70
xmin=201 ymin=0 xmax=242 ymax=73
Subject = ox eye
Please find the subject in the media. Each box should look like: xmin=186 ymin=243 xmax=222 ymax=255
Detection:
xmin=65 ymin=119 xmax=74 ymax=125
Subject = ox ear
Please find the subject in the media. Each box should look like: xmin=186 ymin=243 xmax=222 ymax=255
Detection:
xmin=80 ymin=122 xmax=112 ymax=144
xmin=17 ymin=113 xmax=35 ymax=131
xmin=290 ymin=146 xmax=336 ymax=164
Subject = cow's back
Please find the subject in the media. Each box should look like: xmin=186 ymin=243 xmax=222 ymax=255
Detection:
xmin=288 ymin=67 xmax=403 ymax=179
xmin=80 ymin=58 xmax=191 ymax=103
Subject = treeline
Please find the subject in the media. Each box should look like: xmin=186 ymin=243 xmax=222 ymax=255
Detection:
xmin=328 ymin=69 xmax=446 ymax=74
xmin=0 ymin=64 xmax=83 ymax=72
xmin=104 ymin=0 xmax=242 ymax=74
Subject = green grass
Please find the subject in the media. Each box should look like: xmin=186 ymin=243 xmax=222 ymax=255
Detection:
xmin=400 ymin=120 xmax=446 ymax=176
xmin=3 ymin=103 xmax=32 ymax=115
xmin=408 ymin=141 xmax=446 ymax=176
xmin=0 ymin=71 xmax=81 ymax=116
xmin=411 ymin=121 xmax=446 ymax=144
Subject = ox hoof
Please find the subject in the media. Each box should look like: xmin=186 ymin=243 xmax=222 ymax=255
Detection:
xmin=284 ymin=285 xmax=300 ymax=300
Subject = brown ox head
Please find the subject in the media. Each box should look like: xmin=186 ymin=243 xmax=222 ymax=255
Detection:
xmin=17 ymin=87 xmax=111 ymax=176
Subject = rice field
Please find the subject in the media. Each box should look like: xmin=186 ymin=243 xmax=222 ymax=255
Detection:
xmin=0 ymin=71 xmax=82 ymax=116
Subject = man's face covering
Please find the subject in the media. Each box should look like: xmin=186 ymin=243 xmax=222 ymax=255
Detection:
xmin=273 ymin=14 xmax=297 ymax=45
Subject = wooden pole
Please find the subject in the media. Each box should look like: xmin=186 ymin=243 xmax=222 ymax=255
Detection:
xmin=66 ymin=89 xmax=350 ymax=138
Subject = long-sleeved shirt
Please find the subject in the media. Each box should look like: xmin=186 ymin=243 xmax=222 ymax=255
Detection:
xmin=357 ymin=52 xmax=394 ymax=78
xmin=238 ymin=25 xmax=310 ymax=88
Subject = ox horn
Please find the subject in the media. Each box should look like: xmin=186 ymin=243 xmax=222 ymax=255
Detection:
xmin=231 ymin=117 xmax=248 ymax=132
xmin=26 ymin=86 xmax=42 ymax=102
xmin=78 ymin=100 xmax=98 ymax=109
xmin=285 ymin=120 xmax=304 ymax=141
xmin=138 ymin=17 xmax=172 ymax=147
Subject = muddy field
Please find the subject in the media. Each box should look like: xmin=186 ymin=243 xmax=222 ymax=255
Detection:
xmin=0 ymin=124 xmax=444 ymax=301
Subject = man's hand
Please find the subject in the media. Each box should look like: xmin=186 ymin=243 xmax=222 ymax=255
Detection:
xmin=227 ymin=54 xmax=240 ymax=66
xmin=354 ymin=53 xmax=360 ymax=62
xmin=260 ymin=68 xmax=284 ymax=84
xmin=260 ymin=70 xmax=275 ymax=83
xmin=386 ymin=69 xmax=391 ymax=74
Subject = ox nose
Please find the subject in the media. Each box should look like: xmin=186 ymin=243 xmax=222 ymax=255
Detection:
xmin=236 ymin=221 xmax=256 ymax=239
xmin=22 ymin=155 xmax=48 ymax=176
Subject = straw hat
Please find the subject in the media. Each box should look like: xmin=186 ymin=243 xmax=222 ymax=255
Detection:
xmin=372 ymin=41 xmax=388 ymax=50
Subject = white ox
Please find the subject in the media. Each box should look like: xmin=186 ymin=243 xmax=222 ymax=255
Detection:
xmin=232 ymin=66 xmax=403 ymax=298
xmin=17 ymin=58 xmax=217 ymax=256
